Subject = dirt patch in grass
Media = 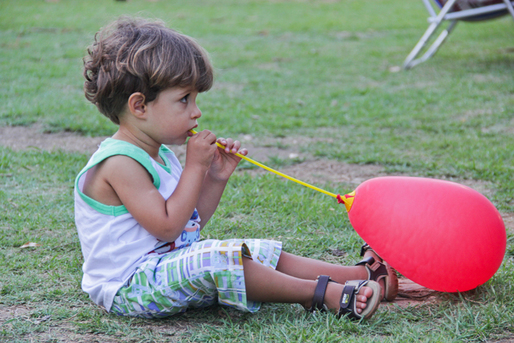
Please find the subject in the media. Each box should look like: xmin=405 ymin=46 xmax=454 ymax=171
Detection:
xmin=1 ymin=124 xmax=511 ymax=330
xmin=0 ymin=305 xmax=31 ymax=323
xmin=0 ymin=125 xmax=108 ymax=155
xmin=391 ymin=278 xmax=446 ymax=309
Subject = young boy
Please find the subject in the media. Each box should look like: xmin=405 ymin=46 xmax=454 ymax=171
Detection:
xmin=75 ymin=16 xmax=396 ymax=320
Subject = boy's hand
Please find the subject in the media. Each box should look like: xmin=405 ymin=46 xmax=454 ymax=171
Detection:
xmin=209 ymin=137 xmax=248 ymax=181
xmin=185 ymin=130 xmax=218 ymax=171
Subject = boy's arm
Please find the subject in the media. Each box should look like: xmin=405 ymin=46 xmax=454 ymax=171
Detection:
xmin=104 ymin=131 xmax=218 ymax=242
xmin=92 ymin=133 xmax=245 ymax=241
xmin=195 ymin=172 xmax=229 ymax=226
xmin=195 ymin=137 xmax=248 ymax=226
xmin=104 ymin=155 xmax=207 ymax=242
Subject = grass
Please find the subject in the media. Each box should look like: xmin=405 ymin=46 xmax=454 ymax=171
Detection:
xmin=1 ymin=0 xmax=514 ymax=341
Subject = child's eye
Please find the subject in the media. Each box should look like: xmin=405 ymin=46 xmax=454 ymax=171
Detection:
xmin=180 ymin=94 xmax=189 ymax=103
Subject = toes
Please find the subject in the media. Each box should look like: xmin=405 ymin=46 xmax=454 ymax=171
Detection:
xmin=355 ymin=286 xmax=375 ymax=310
xmin=359 ymin=286 xmax=374 ymax=298
xmin=356 ymin=295 xmax=368 ymax=308
xmin=356 ymin=294 xmax=367 ymax=304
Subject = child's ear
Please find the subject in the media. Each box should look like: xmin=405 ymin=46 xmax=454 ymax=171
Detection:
xmin=127 ymin=92 xmax=147 ymax=119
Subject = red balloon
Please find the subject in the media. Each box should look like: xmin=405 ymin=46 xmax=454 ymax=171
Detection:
xmin=347 ymin=176 xmax=506 ymax=292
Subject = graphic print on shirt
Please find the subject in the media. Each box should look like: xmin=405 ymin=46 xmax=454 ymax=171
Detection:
xmin=176 ymin=208 xmax=201 ymax=249
xmin=149 ymin=209 xmax=201 ymax=254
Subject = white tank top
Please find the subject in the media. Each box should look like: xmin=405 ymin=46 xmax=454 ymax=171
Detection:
xmin=74 ymin=138 xmax=200 ymax=311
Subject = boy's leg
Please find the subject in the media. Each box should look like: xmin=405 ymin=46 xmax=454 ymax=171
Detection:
xmin=276 ymin=251 xmax=369 ymax=284
xmin=275 ymin=251 xmax=392 ymax=300
xmin=242 ymin=256 xmax=373 ymax=314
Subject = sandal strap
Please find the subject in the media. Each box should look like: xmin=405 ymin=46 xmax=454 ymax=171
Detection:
xmin=360 ymin=243 xmax=383 ymax=259
xmin=360 ymin=243 xmax=371 ymax=257
xmin=356 ymin=256 xmax=388 ymax=282
xmin=337 ymin=280 xmax=367 ymax=320
xmin=310 ymin=275 xmax=331 ymax=312
xmin=356 ymin=256 xmax=375 ymax=267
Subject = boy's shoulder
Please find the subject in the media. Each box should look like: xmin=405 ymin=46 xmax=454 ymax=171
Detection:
xmin=98 ymin=154 xmax=155 ymax=186
xmin=79 ymin=138 xmax=163 ymax=186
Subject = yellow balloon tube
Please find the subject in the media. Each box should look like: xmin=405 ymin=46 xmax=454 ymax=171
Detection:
xmin=189 ymin=129 xmax=355 ymax=211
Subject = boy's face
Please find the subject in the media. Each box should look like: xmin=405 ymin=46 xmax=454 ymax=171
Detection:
xmin=144 ymin=87 xmax=201 ymax=145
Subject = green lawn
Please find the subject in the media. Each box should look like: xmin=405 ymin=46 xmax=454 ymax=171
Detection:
xmin=1 ymin=0 xmax=514 ymax=342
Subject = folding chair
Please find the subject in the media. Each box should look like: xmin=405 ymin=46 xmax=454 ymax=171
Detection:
xmin=403 ymin=0 xmax=514 ymax=69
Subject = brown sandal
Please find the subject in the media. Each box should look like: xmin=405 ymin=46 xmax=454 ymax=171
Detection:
xmin=308 ymin=275 xmax=381 ymax=320
xmin=337 ymin=279 xmax=381 ymax=320
xmin=356 ymin=243 xmax=398 ymax=302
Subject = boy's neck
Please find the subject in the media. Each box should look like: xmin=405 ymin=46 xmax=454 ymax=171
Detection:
xmin=112 ymin=128 xmax=163 ymax=163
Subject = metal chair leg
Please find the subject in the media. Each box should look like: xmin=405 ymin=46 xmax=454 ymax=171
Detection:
xmin=403 ymin=0 xmax=459 ymax=69
xmin=503 ymin=0 xmax=514 ymax=18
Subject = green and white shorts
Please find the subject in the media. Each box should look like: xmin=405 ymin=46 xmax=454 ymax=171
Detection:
xmin=111 ymin=239 xmax=282 ymax=318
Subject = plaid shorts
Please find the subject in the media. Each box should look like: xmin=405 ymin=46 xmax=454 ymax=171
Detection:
xmin=111 ymin=239 xmax=282 ymax=318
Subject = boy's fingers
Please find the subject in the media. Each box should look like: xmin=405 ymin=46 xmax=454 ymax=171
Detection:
xmin=217 ymin=137 xmax=233 ymax=153
xmin=231 ymin=140 xmax=241 ymax=153
xmin=224 ymin=138 xmax=234 ymax=152
xmin=199 ymin=131 xmax=217 ymax=146
xmin=215 ymin=137 xmax=246 ymax=155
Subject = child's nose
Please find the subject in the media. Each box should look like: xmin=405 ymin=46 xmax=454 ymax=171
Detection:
xmin=191 ymin=104 xmax=202 ymax=119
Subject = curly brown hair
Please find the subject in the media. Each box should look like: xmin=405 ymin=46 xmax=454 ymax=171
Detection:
xmin=83 ymin=17 xmax=214 ymax=124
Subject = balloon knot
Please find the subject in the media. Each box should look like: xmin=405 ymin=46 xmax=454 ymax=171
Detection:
xmin=337 ymin=191 xmax=355 ymax=213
